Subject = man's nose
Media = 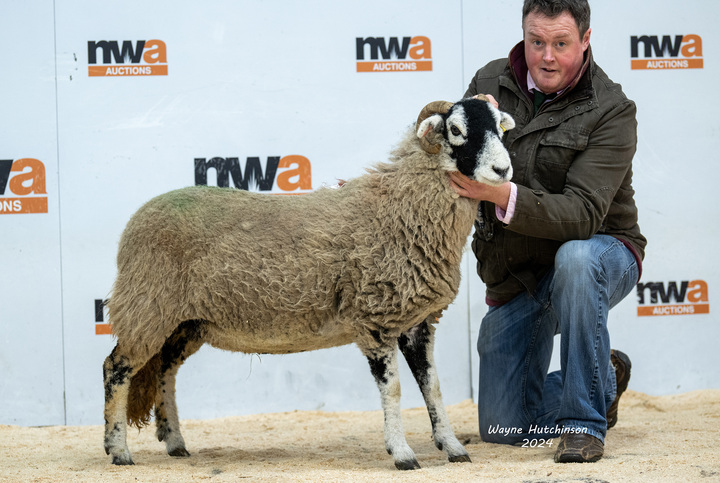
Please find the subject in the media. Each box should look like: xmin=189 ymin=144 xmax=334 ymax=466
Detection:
xmin=543 ymin=46 xmax=554 ymax=62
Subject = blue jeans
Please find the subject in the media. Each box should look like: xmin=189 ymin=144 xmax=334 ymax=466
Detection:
xmin=476 ymin=235 xmax=639 ymax=444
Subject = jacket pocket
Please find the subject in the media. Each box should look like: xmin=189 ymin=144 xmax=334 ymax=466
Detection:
xmin=534 ymin=128 xmax=589 ymax=194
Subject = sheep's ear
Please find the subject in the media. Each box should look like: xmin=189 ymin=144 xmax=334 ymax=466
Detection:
xmin=499 ymin=111 xmax=515 ymax=133
xmin=417 ymin=114 xmax=444 ymax=139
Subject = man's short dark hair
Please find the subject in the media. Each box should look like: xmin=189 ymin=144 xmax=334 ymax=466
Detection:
xmin=522 ymin=0 xmax=591 ymax=38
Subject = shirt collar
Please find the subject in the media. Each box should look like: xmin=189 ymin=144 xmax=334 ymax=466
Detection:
xmin=527 ymin=71 xmax=566 ymax=97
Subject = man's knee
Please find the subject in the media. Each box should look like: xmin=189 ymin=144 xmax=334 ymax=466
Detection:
xmin=555 ymin=239 xmax=596 ymax=274
xmin=554 ymin=238 xmax=617 ymax=290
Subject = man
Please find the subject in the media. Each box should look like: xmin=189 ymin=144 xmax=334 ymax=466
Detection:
xmin=450 ymin=0 xmax=646 ymax=463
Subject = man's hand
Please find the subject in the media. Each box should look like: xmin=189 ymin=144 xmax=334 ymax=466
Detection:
xmin=449 ymin=171 xmax=511 ymax=210
xmin=474 ymin=93 xmax=499 ymax=109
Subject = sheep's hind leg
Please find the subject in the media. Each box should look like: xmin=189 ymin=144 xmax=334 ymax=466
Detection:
xmin=154 ymin=320 xmax=207 ymax=458
xmin=103 ymin=344 xmax=151 ymax=465
xmin=364 ymin=342 xmax=420 ymax=470
xmin=398 ymin=318 xmax=471 ymax=464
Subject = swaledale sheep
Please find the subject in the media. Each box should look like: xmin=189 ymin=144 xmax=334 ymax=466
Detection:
xmin=103 ymin=97 xmax=515 ymax=470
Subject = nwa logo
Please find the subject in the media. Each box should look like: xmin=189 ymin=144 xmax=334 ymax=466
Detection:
xmin=94 ymin=299 xmax=111 ymax=335
xmin=195 ymin=156 xmax=312 ymax=194
xmin=0 ymin=158 xmax=48 ymax=214
xmin=630 ymin=35 xmax=703 ymax=70
xmin=356 ymin=36 xmax=432 ymax=72
xmin=636 ymin=280 xmax=709 ymax=316
xmin=88 ymin=40 xmax=168 ymax=77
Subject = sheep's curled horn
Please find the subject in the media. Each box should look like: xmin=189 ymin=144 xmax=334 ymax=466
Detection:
xmin=416 ymin=94 xmax=491 ymax=154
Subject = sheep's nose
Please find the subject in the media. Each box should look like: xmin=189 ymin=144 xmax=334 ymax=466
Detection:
xmin=493 ymin=166 xmax=509 ymax=179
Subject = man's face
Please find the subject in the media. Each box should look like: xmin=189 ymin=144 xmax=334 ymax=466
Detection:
xmin=523 ymin=10 xmax=591 ymax=94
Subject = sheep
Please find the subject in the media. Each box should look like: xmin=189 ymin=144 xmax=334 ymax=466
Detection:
xmin=102 ymin=96 xmax=515 ymax=470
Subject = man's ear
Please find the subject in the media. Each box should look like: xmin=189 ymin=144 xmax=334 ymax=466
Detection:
xmin=416 ymin=113 xmax=444 ymax=139
xmin=582 ymin=27 xmax=592 ymax=51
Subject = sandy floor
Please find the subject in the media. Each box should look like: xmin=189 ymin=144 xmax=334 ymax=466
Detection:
xmin=1 ymin=389 xmax=719 ymax=482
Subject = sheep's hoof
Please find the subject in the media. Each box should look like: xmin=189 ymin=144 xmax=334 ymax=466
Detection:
xmin=394 ymin=458 xmax=421 ymax=471
xmin=111 ymin=454 xmax=135 ymax=465
xmin=168 ymin=447 xmax=191 ymax=458
xmin=449 ymin=453 xmax=472 ymax=463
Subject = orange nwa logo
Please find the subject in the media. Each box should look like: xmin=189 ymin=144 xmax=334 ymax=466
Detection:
xmin=630 ymin=35 xmax=703 ymax=70
xmin=356 ymin=36 xmax=432 ymax=72
xmin=636 ymin=280 xmax=709 ymax=316
xmin=195 ymin=155 xmax=312 ymax=194
xmin=0 ymin=158 xmax=48 ymax=214
xmin=88 ymin=40 xmax=168 ymax=77
xmin=95 ymin=299 xmax=111 ymax=335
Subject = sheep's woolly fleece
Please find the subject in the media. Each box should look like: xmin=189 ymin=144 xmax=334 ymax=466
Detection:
xmin=2 ymin=389 xmax=719 ymax=482
xmin=107 ymin=125 xmax=479 ymax=360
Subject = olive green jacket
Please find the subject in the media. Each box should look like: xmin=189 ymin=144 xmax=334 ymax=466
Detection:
xmin=465 ymin=43 xmax=646 ymax=304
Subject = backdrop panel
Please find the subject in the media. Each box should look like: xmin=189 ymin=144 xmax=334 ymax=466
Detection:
xmin=463 ymin=0 xmax=718 ymax=398
xmin=0 ymin=0 xmax=65 ymax=425
xmin=0 ymin=0 xmax=717 ymax=426
xmin=53 ymin=0 xmax=470 ymax=425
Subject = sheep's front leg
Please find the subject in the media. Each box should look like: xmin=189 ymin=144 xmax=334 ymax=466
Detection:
xmin=398 ymin=318 xmax=471 ymax=464
xmin=364 ymin=343 xmax=420 ymax=470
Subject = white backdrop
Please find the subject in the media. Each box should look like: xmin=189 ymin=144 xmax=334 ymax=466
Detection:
xmin=1 ymin=0 xmax=716 ymax=426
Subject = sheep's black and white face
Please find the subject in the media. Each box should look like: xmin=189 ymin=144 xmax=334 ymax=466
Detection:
xmin=418 ymin=98 xmax=515 ymax=186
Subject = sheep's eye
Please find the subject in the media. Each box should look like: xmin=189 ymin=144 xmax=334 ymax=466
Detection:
xmin=450 ymin=126 xmax=462 ymax=136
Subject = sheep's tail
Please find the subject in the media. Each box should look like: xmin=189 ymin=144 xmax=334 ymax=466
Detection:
xmin=127 ymin=354 xmax=161 ymax=429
